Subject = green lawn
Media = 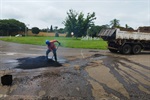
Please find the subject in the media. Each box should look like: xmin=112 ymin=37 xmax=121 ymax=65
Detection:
xmin=0 ymin=36 xmax=107 ymax=49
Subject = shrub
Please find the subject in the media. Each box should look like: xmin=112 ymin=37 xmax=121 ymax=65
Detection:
xmin=55 ymin=32 xmax=59 ymax=37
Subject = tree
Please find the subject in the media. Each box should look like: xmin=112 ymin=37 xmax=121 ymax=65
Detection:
xmin=54 ymin=26 xmax=59 ymax=37
xmin=88 ymin=25 xmax=110 ymax=37
xmin=125 ymin=24 xmax=129 ymax=29
xmin=50 ymin=25 xmax=53 ymax=32
xmin=0 ymin=19 xmax=26 ymax=36
xmin=88 ymin=26 xmax=99 ymax=37
xmin=54 ymin=26 xmax=58 ymax=31
xmin=57 ymin=28 xmax=65 ymax=33
xmin=32 ymin=27 xmax=40 ymax=35
xmin=110 ymin=19 xmax=120 ymax=28
xmin=63 ymin=9 xmax=77 ymax=37
xmin=0 ymin=22 xmax=9 ymax=36
xmin=41 ymin=28 xmax=47 ymax=32
xmin=63 ymin=9 xmax=96 ymax=38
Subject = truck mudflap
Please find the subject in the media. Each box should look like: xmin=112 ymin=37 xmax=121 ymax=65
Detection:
xmin=108 ymin=46 xmax=118 ymax=50
xmin=107 ymin=46 xmax=119 ymax=53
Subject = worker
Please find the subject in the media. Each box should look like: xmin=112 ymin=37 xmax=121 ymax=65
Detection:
xmin=45 ymin=40 xmax=60 ymax=62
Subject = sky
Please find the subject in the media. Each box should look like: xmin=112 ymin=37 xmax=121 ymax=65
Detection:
xmin=0 ymin=0 xmax=150 ymax=29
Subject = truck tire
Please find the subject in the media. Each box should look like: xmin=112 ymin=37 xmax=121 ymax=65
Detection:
xmin=132 ymin=45 xmax=141 ymax=54
xmin=121 ymin=44 xmax=131 ymax=54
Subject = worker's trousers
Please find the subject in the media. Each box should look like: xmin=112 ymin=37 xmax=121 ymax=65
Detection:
xmin=46 ymin=49 xmax=57 ymax=61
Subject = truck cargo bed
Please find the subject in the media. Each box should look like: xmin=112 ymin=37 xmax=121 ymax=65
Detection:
xmin=99 ymin=28 xmax=150 ymax=41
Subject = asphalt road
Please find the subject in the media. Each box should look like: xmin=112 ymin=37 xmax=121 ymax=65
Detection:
xmin=0 ymin=40 xmax=150 ymax=100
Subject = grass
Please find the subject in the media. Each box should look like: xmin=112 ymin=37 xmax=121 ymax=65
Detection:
xmin=0 ymin=36 xmax=107 ymax=50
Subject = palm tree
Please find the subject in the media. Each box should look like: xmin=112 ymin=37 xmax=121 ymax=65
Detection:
xmin=125 ymin=24 xmax=129 ymax=29
xmin=110 ymin=19 xmax=120 ymax=28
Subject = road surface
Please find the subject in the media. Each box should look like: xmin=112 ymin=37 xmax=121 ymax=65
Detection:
xmin=0 ymin=40 xmax=150 ymax=100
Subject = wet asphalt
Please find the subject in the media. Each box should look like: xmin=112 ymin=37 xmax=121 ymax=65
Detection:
xmin=0 ymin=40 xmax=150 ymax=100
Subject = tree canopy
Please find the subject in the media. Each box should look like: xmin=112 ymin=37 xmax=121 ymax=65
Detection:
xmin=63 ymin=9 xmax=96 ymax=38
xmin=110 ymin=19 xmax=120 ymax=28
xmin=88 ymin=25 xmax=110 ymax=37
xmin=32 ymin=27 xmax=40 ymax=35
xmin=50 ymin=25 xmax=53 ymax=32
xmin=0 ymin=19 xmax=26 ymax=36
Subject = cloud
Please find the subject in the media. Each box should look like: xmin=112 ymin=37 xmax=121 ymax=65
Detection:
xmin=2 ymin=3 xmax=25 ymax=19
xmin=1 ymin=0 xmax=149 ymax=29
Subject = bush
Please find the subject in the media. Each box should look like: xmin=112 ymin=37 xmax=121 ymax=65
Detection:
xmin=32 ymin=27 xmax=40 ymax=35
xmin=65 ymin=32 xmax=71 ymax=37
xmin=55 ymin=32 xmax=59 ymax=37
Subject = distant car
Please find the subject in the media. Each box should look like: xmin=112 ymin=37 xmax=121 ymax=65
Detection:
xmin=15 ymin=34 xmax=22 ymax=37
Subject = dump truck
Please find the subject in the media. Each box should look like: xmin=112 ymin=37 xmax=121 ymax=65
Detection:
xmin=99 ymin=28 xmax=150 ymax=54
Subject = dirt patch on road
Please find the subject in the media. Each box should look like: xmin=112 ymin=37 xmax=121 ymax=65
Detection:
xmin=6 ymin=66 xmax=94 ymax=100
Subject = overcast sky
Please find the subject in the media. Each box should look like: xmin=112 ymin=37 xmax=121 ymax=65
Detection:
xmin=0 ymin=0 xmax=150 ymax=29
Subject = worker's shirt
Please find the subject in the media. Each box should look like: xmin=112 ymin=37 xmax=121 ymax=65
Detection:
xmin=47 ymin=40 xmax=57 ymax=50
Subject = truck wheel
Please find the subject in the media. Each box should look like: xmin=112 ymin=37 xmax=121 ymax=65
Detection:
xmin=121 ymin=44 xmax=131 ymax=54
xmin=132 ymin=45 xmax=141 ymax=54
xmin=109 ymin=49 xmax=118 ymax=53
